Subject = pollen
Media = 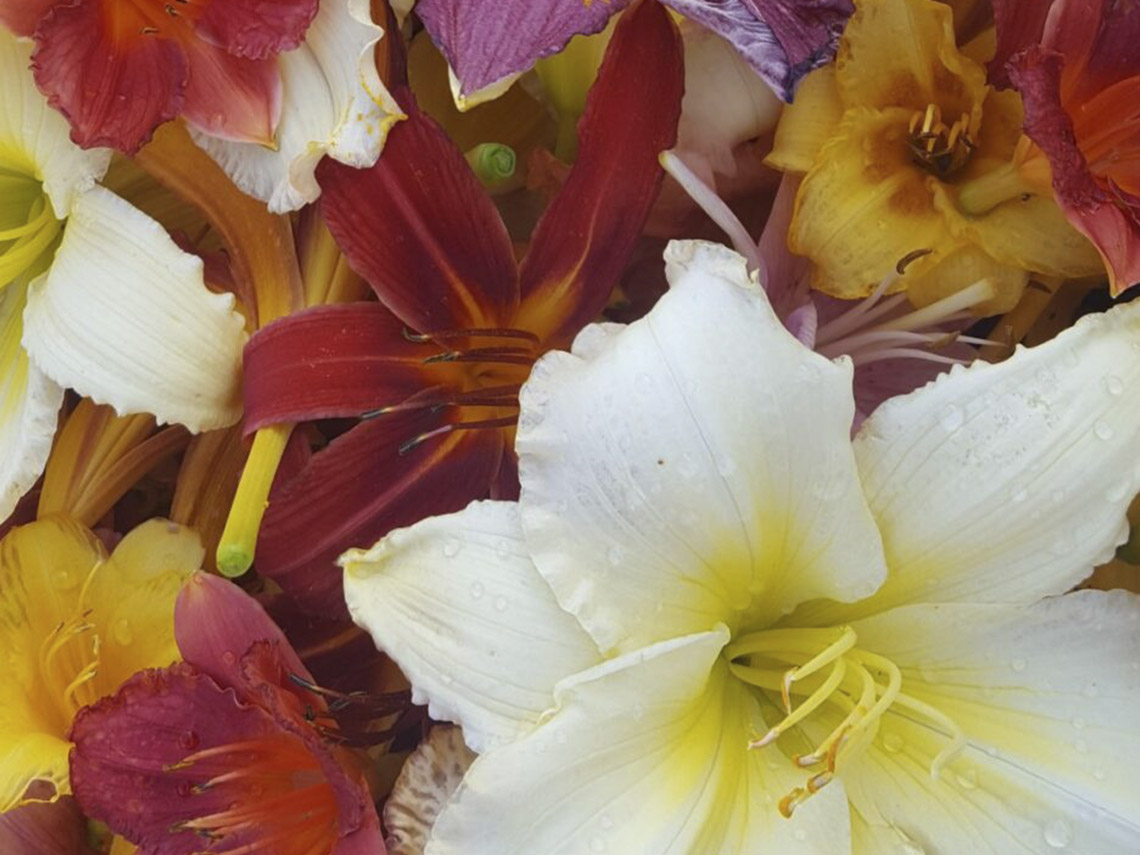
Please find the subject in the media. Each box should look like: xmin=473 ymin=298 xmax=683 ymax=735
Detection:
xmin=907 ymin=103 xmax=975 ymax=179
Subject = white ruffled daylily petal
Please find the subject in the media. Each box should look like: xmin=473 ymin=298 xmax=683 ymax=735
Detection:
xmin=429 ymin=627 xmax=851 ymax=855
xmin=837 ymin=592 xmax=1140 ymax=854
xmin=342 ymin=501 xmax=599 ymax=753
xmin=0 ymin=281 xmax=62 ymax=521
xmin=822 ymin=299 xmax=1140 ymax=621
xmin=517 ymin=240 xmax=886 ymax=655
xmin=189 ymin=0 xmax=403 ymax=213
xmin=0 ymin=30 xmax=110 ymax=219
xmin=22 ymin=186 xmax=246 ymax=433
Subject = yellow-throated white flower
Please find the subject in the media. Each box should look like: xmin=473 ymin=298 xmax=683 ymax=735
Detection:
xmin=344 ymin=240 xmax=1140 ymax=854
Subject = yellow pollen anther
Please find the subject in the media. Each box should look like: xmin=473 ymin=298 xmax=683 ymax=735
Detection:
xmin=731 ymin=625 xmax=967 ymax=818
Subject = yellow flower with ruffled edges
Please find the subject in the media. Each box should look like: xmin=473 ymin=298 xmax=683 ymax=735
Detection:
xmin=767 ymin=0 xmax=1102 ymax=313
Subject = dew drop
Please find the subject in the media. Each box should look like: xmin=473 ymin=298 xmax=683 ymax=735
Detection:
xmin=178 ymin=731 xmax=199 ymax=750
xmin=793 ymin=829 xmax=807 ymax=842
xmin=1010 ymin=486 xmax=1028 ymax=504
xmin=221 ymin=651 xmax=237 ymax=667
xmin=606 ymin=546 xmax=624 ymax=566
xmin=442 ymin=539 xmax=461 ymax=558
xmin=600 ymin=814 xmax=614 ymax=830
xmin=882 ymin=732 xmax=904 ymax=753
xmin=176 ymin=781 xmax=193 ymax=797
xmin=631 ymin=703 xmax=646 ymax=721
xmin=1071 ymin=716 xmax=1086 ymax=731
xmin=1043 ymin=818 xmax=1073 ymax=848
xmin=469 ymin=581 xmax=485 ymax=600
xmin=495 ymin=539 xmax=511 ymax=560
xmin=590 ymin=836 xmax=607 ymax=853
xmin=1094 ymin=768 xmax=1106 ymax=781
xmin=635 ymin=373 xmax=654 ymax=394
xmin=52 ymin=569 xmax=77 ymax=591
xmin=493 ymin=596 xmax=508 ymax=612
xmin=954 ymin=767 xmax=978 ymax=790
xmin=113 ymin=618 xmax=133 ymax=646
xmin=1104 ymin=375 xmax=1125 ymax=397
xmin=1010 ymin=658 xmax=1027 ymax=672
xmin=939 ymin=404 xmax=965 ymax=431
xmin=1093 ymin=421 xmax=1115 ymax=441
xmin=1082 ymin=682 xmax=1099 ymax=698
xmin=1073 ymin=738 xmax=1088 ymax=754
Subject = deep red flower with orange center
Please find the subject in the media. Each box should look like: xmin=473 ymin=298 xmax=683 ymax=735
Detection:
xmin=991 ymin=0 xmax=1140 ymax=294
xmin=240 ymin=0 xmax=684 ymax=618
xmin=68 ymin=573 xmax=384 ymax=855
xmin=1 ymin=0 xmax=318 ymax=152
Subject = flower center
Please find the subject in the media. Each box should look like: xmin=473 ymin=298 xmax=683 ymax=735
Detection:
xmin=907 ymin=103 xmax=975 ymax=179
xmin=0 ymin=160 xmax=61 ymax=291
xmin=106 ymin=0 xmax=201 ymax=40
xmin=363 ymin=326 xmax=539 ymax=454
xmin=726 ymin=625 xmax=966 ymax=817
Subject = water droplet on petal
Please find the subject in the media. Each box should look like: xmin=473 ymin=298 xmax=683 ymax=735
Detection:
xmin=469 ymin=581 xmax=485 ymax=600
xmin=1093 ymin=421 xmax=1115 ymax=441
xmin=793 ymin=829 xmax=807 ymax=842
xmin=1043 ymin=818 xmax=1073 ymax=848
xmin=113 ymin=618 xmax=133 ymax=646
xmin=1010 ymin=658 xmax=1027 ymax=672
xmin=1082 ymin=682 xmax=1099 ymax=698
xmin=939 ymin=404 xmax=965 ymax=431
xmin=606 ymin=546 xmax=624 ymax=566
xmin=599 ymin=814 xmax=614 ymax=830
xmin=493 ymin=596 xmax=508 ymax=612
xmin=178 ymin=731 xmax=199 ymax=750
xmin=1071 ymin=716 xmax=1086 ymax=731
xmin=954 ymin=767 xmax=978 ymax=790
xmin=442 ymin=539 xmax=461 ymax=558
xmin=1073 ymin=738 xmax=1088 ymax=754
xmin=589 ymin=837 xmax=606 ymax=853
xmin=1010 ymin=486 xmax=1028 ymax=503
xmin=1104 ymin=375 xmax=1125 ymax=397
xmin=53 ymin=569 xmax=77 ymax=590
xmin=882 ymin=732 xmax=904 ymax=753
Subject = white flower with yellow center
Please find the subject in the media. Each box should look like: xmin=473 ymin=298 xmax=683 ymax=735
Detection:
xmin=0 ymin=29 xmax=245 ymax=521
xmin=344 ymin=240 xmax=1140 ymax=854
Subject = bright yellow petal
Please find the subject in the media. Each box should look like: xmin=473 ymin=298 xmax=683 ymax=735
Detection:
xmin=0 ymin=518 xmax=107 ymax=810
xmin=788 ymin=107 xmax=954 ymax=298
xmin=766 ymin=66 xmax=843 ymax=173
xmin=87 ymin=519 xmax=203 ymax=695
xmin=836 ymin=0 xmax=985 ymax=119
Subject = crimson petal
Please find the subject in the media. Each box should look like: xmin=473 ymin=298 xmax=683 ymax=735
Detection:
xmin=987 ymin=0 xmax=1052 ymax=88
xmin=32 ymin=0 xmax=187 ymax=153
xmin=0 ymin=0 xmax=56 ymax=38
xmin=181 ymin=39 xmax=281 ymax=145
xmin=317 ymin=91 xmax=519 ymax=335
xmin=195 ymin=0 xmax=319 ymax=61
xmin=244 ymin=303 xmax=451 ymax=431
xmin=516 ymin=0 xmax=683 ymax=349
xmin=256 ymin=412 xmax=504 ymax=618
xmin=1010 ymin=47 xmax=1140 ymax=294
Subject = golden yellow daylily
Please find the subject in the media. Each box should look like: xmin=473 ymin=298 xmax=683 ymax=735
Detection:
xmin=767 ymin=0 xmax=1101 ymax=312
xmin=0 ymin=517 xmax=203 ymax=811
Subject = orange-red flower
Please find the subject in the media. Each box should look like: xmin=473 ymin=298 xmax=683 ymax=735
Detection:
xmin=993 ymin=0 xmax=1140 ymax=294
xmin=240 ymin=0 xmax=684 ymax=618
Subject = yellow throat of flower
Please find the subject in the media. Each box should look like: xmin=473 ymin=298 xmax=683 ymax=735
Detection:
xmin=726 ymin=625 xmax=966 ymax=817
xmin=36 ymin=561 xmax=104 ymax=732
xmin=0 ymin=151 xmax=61 ymax=290
xmin=907 ymin=103 xmax=976 ymax=180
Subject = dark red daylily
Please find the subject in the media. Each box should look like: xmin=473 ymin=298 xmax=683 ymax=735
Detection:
xmin=241 ymin=0 xmax=684 ymax=618
xmin=5 ymin=0 xmax=318 ymax=152
xmin=69 ymin=573 xmax=385 ymax=855
xmin=992 ymin=0 xmax=1140 ymax=294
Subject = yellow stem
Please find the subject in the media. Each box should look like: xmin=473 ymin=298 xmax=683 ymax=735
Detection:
xmin=216 ymin=424 xmax=293 ymax=578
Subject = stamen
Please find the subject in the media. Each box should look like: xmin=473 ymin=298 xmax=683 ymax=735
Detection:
xmin=361 ymin=384 xmax=522 ymax=419
xmin=907 ymin=104 xmax=975 ymax=178
xmin=402 ymin=327 xmax=541 ymax=347
xmin=398 ymin=415 xmax=518 ymax=455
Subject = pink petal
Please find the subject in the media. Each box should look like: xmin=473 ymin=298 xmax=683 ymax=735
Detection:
xmin=0 ymin=793 xmax=90 ymax=855
xmin=0 ymin=0 xmax=57 ymax=37
xmin=181 ymin=39 xmax=282 ymax=144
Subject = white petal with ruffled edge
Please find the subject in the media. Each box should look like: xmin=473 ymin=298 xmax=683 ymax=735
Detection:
xmin=189 ymin=0 xmax=402 ymax=213
xmin=342 ymin=501 xmax=599 ymax=753
xmin=427 ymin=627 xmax=852 ymax=855
xmin=817 ymin=299 xmax=1140 ymax=622
xmin=0 ymin=280 xmax=62 ymax=520
xmin=836 ymin=592 xmax=1140 ymax=854
xmin=0 ymin=30 xmax=110 ymax=218
xmin=22 ymin=186 xmax=245 ymax=432
xmin=516 ymin=240 xmax=886 ymax=655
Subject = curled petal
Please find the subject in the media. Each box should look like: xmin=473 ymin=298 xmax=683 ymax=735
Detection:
xmin=23 ymin=186 xmax=247 ymax=433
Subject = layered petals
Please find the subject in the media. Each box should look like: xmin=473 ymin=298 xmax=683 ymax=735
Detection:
xmin=517 ymin=241 xmax=886 ymax=655
xmin=194 ymin=0 xmax=319 ymax=60
xmin=180 ymin=42 xmax=281 ymax=146
xmin=0 ymin=281 xmax=63 ymax=522
xmin=516 ymin=0 xmax=683 ymax=348
xmin=192 ymin=0 xmax=402 ymax=213
xmin=416 ymin=0 xmax=633 ymax=104
xmin=840 ymin=593 xmax=1140 ymax=853
xmin=256 ymin=413 xmax=505 ymax=617
xmin=23 ymin=186 xmax=246 ymax=433
xmin=317 ymin=91 xmax=517 ymax=333
xmin=0 ymin=0 xmax=56 ymax=38
xmin=663 ymin=0 xmax=853 ymax=102
xmin=428 ymin=628 xmax=852 ymax=855
xmin=342 ymin=501 xmax=599 ymax=752
xmin=807 ymin=298 xmax=1140 ymax=623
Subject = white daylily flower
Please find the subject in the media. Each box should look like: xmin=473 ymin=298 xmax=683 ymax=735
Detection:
xmin=189 ymin=0 xmax=404 ymax=214
xmin=344 ymin=240 xmax=1140 ymax=854
xmin=0 ymin=29 xmax=246 ymax=520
